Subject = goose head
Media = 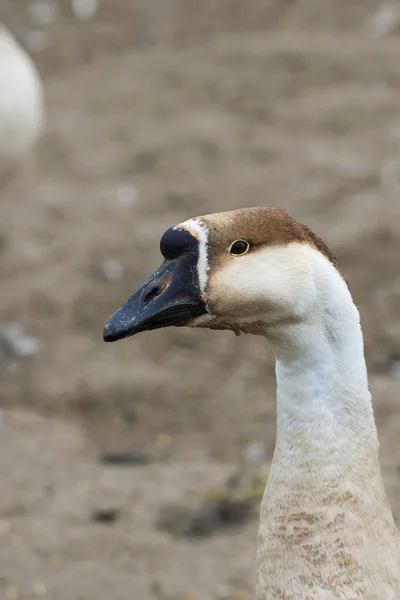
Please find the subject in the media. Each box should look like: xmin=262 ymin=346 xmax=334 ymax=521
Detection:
xmin=103 ymin=207 xmax=344 ymax=344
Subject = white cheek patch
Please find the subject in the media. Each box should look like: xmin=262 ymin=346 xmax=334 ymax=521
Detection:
xmin=178 ymin=218 xmax=209 ymax=296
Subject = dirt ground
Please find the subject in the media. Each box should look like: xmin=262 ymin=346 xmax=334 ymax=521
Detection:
xmin=1 ymin=1 xmax=400 ymax=598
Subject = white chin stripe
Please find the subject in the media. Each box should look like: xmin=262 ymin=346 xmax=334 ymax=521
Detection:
xmin=178 ymin=218 xmax=209 ymax=295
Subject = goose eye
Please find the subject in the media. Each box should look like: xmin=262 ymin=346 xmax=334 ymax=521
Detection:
xmin=229 ymin=239 xmax=250 ymax=256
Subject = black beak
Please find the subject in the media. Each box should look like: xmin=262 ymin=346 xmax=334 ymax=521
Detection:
xmin=103 ymin=251 xmax=207 ymax=342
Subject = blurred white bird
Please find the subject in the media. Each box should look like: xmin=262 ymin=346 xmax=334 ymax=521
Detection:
xmin=0 ymin=22 xmax=44 ymax=187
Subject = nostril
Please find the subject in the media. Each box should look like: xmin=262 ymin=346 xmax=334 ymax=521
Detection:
xmin=144 ymin=284 xmax=162 ymax=304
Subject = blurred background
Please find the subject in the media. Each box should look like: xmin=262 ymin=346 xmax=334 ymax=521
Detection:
xmin=1 ymin=0 xmax=400 ymax=598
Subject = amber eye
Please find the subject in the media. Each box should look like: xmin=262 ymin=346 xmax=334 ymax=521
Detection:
xmin=229 ymin=239 xmax=250 ymax=256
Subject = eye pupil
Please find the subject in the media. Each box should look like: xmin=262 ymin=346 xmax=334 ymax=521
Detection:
xmin=229 ymin=240 xmax=250 ymax=255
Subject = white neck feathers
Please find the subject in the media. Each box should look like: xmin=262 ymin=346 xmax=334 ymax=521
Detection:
xmin=256 ymin=248 xmax=400 ymax=599
xmin=271 ymin=255 xmax=374 ymax=450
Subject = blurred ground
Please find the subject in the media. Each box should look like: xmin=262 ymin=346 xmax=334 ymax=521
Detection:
xmin=1 ymin=1 xmax=400 ymax=598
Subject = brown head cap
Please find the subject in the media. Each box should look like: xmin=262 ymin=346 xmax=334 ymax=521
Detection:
xmin=199 ymin=207 xmax=342 ymax=277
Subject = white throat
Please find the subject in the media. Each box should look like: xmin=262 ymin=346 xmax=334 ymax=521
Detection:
xmin=271 ymin=268 xmax=375 ymax=455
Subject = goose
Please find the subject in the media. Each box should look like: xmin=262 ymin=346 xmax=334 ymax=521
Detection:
xmin=103 ymin=207 xmax=400 ymax=599
xmin=0 ymin=22 xmax=44 ymax=186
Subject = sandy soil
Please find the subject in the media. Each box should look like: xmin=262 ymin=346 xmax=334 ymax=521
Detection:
xmin=1 ymin=1 xmax=400 ymax=598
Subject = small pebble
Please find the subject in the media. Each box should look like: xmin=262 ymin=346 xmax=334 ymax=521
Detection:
xmin=24 ymin=30 xmax=49 ymax=53
xmin=5 ymin=586 xmax=19 ymax=600
xmin=117 ymin=184 xmax=138 ymax=207
xmin=365 ymin=1 xmax=400 ymax=39
xmin=71 ymin=0 xmax=99 ymax=21
xmin=33 ymin=581 xmax=47 ymax=597
xmin=155 ymin=433 xmax=172 ymax=451
xmin=244 ymin=442 xmax=265 ymax=463
xmin=28 ymin=1 xmax=58 ymax=26
xmin=102 ymin=259 xmax=123 ymax=281
xmin=0 ymin=323 xmax=39 ymax=357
